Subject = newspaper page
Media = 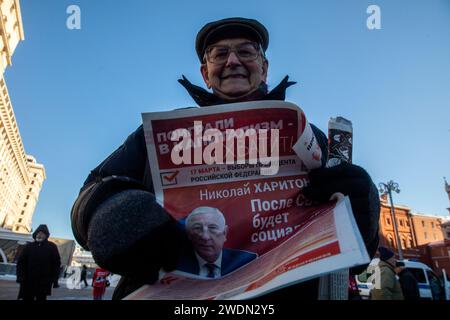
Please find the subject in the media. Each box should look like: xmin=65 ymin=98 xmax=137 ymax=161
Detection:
xmin=125 ymin=101 xmax=369 ymax=300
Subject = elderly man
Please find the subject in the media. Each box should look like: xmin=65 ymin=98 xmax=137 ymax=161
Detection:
xmin=370 ymin=247 xmax=404 ymax=300
xmin=16 ymin=224 xmax=61 ymax=300
xmin=177 ymin=207 xmax=257 ymax=278
xmin=71 ymin=17 xmax=380 ymax=299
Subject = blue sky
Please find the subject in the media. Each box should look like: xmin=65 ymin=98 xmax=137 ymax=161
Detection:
xmin=5 ymin=0 xmax=450 ymax=239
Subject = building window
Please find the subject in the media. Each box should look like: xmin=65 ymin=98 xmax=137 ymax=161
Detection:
xmin=386 ymin=217 xmax=391 ymax=225
xmin=21 ymin=211 xmax=24 ymax=215
xmin=399 ymin=220 xmax=404 ymax=227
xmin=401 ymin=238 xmax=407 ymax=248
xmin=408 ymin=268 xmax=427 ymax=283
xmin=18 ymin=218 xmax=22 ymax=223
xmin=388 ymin=237 xmax=394 ymax=247
xmin=422 ymin=221 xmax=425 ymax=228
xmin=406 ymin=220 xmax=409 ymax=227
xmin=447 ymin=232 xmax=450 ymax=239
xmin=26 ymin=195 xmax=30 ymax=200
xmin=424 ymin=232 xmax=428 ymax=239
xmin=15 ymin=226 xmax=19 ymax=231
xmin=431 ymin=222 xmax=434 ymax=229
xmin=34 ymin=173 xmax=37 ymax=178
xmin=29 ymin=188 xmax=32 ymax=192
xmin=408 ymin=239 xmax=413 ymax=247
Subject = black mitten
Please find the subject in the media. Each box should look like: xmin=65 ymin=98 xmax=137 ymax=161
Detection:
xmin=303 ymin=163 xmax=380 ymax=272
xmin=87 ymin=189 xmax=183 ymax=282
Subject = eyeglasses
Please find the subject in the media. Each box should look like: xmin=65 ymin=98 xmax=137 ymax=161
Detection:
xmin=190 ymin=224 xmax=223 ymax=236
xmin=204 ymin=42 xmax=262 ymax=64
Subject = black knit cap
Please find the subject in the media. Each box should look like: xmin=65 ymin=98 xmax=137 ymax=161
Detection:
xmin=196 ymin=17 xmax=269 ymax=62
xmin=378 ymin=246 xmax=394 ymax=261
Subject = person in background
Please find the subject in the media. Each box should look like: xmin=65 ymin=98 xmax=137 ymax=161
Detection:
xmin=370 ymin=247 xmax=403 ymax=300
xmin=92 ymin=267 xmax=110 ymax=300
xmin=79 ymin=265 xmax=89 ymax=288
xmin=394 ymin=261 xmax=420 ymax=300
xmin=16 ymin=224 xmax=61 ymax=300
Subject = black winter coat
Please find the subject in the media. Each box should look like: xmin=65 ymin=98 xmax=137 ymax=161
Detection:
xmin=71 ymin=77 xmax=378 ymax=300
xmin=16 ymin=240 xmax=61 ymax=297
xmin=398 ymin=269 xmax=420 ymax=300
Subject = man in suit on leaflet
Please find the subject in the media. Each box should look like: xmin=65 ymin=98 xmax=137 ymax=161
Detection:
xmin=176 ymin=206 xmax=257 ymax=278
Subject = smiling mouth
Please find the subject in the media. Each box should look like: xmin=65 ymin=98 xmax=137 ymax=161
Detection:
xmin=221 ymin=74 xmax=248 ymax=80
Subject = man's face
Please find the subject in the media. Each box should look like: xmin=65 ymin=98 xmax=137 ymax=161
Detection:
xmin=187 ymin=212 xmax=227 ymax=263
xmin=35 ymin=231 xmax=47 ymax=242
xmin=200 ymin=38 xmax=268 ymax=99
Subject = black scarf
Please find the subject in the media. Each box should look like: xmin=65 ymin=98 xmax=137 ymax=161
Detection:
xmin=178 ymin=75 xmax=296 ymax=107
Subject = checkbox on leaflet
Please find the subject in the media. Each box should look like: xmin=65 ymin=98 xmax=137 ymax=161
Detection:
xmin=160 ymin=170 xmax=179 ymax=186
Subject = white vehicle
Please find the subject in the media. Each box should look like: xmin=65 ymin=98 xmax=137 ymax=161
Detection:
xmin=356 ymin=258 xmax=447 ymax=300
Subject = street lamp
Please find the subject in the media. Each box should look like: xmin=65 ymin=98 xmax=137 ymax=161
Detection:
xmin=379 ymin=180 xmax=403 ymax=260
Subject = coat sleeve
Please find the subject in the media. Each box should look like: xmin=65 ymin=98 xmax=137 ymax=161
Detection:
xmin=51 ymin=243 xmax=61 ymax=282
xmin=15 ymin=245 xmax=28 ymax=283
xmin=309 ymin=122 xmax=380 ymax=271
xmin=378 ymin=266 xmax=395 ymax=299
xmin=71 ymin=126 xmax=150 ymax=249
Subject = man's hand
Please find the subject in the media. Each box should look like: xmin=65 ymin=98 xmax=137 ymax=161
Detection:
xmin=303 ymin=163 xmax=380 ymax=266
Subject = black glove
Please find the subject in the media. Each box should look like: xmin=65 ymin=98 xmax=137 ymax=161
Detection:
xmin=303 ymin=163 xmax=380 ymax=274
xmin=87 ymin=189 xmax=184 ymax=283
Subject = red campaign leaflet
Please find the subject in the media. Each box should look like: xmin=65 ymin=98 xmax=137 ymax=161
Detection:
xmin=125 ymin=101 xmax=369 ymax=300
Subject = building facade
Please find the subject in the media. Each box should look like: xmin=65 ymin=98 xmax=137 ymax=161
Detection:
xmin=424 ymin=241 xmax=450 ymax=276
xmin=377 ymin=196 xmax=450 ymax=276
xmin=410 ymin=213 xmax=445 ymax=246
xmin=379 ymin=201 xmax=415 ymax=251
xmin=0 ymin=0 xmax=24 ymax=75
xmin=0 ymin=0 xmax=45 ymax=234
xmin=71 ymin=244 xmax=97 ymax=268
xmin=11 ymin=155 xmax=46 ymax=233
xmin=442 ymin=220 xmax=450 ymax=241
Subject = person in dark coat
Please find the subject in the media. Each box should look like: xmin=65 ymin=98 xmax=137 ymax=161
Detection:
xmin=71 ymin=17 xmax=380 ymax=300
xmin=395 ymin=261 xmax=420 ymax=300
xmin=79 ymin=265 xmax=89 ymax=288
xmin=16 ymin=224 xmax=61 ymax=300
xmin=370 ymin=247 xmax=404 ymax=300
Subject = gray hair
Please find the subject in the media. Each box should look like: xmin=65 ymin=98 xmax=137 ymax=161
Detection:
xmin=185 ymin=206 xmax=226 ymax=231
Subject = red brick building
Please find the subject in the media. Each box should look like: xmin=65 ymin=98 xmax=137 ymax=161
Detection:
xmin=410 ymin=213 xmax=445 ymax=245
xmin=422 ymin=241 xmax=450 ymax=275
xmin=377 ymin=196 xmax=450 ymax=276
